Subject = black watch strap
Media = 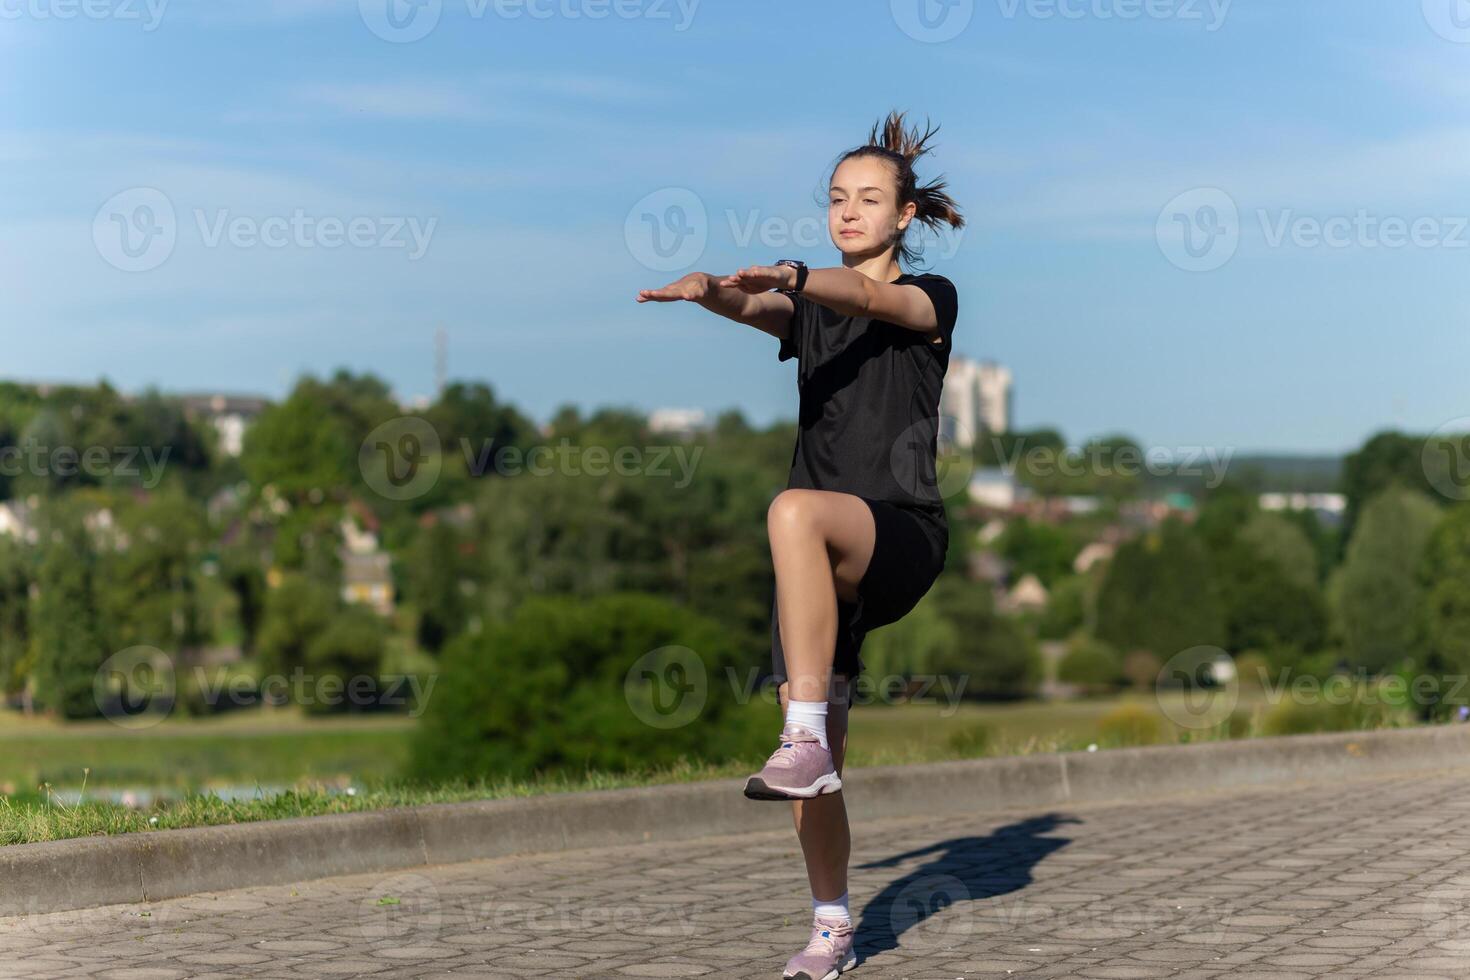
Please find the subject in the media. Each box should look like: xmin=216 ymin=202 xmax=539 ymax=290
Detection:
xmin=775 ymin=259 xmax=808 ymax=294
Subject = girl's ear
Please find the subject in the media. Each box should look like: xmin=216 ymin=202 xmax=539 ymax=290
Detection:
xmin=897 ymin=200 xmax=918 ymax=232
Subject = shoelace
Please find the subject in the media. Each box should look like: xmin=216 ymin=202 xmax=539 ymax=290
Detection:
xmin=804 ymin=918 xmax=852 ymax=955
xmin=769 ymin=726 xmax=820 ymax=765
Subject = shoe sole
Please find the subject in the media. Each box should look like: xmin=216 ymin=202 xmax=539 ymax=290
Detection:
xmin=743 ymin=773 xmax=843 ymax=801
xmin=784 ymin=952 xmax=858 ymax=979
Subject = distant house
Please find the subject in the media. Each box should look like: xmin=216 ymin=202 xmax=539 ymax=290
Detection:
xmin=1001 ymin=573 xmax=1049 ymax=614
xmin=1259 ymin=492 xmax=1347 ymax=521
xmin=178 ymin=394 xmax=271 ymax=458
xmin=648 ymin=407 xmax=710 ymax=440
xmin=976 ymin=518 xmax=1007 ymax=547
xmin=338 ymin=514 xmax=394 ymax=615
xmin=968 ymin=467 xmax=1025 ymax=510
xmin=342 ymin=551 xmax=394 ymax=616
xmin=1073 ymin=541 xmax=1116 ymax=574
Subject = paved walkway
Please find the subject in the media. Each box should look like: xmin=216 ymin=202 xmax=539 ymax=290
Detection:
xmin=4 ymin=767 xmax=1470 ymax=979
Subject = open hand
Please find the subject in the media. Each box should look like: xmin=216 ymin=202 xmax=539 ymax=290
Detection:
xmin=636 ymin=272 xmax=710 ymax=303
xmin=718 ymin=265 xmax=795 ymax=294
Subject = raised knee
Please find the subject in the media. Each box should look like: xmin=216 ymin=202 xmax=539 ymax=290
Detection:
xmin=767 ymin=489 xmax=821 ymax=538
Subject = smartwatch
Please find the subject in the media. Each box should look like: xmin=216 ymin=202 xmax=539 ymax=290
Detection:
xmin=774 ymin=259 xmax=808 ymax=295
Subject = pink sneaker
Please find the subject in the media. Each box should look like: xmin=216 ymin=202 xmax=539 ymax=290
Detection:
xmin=783 ymin=914 xmax=857 ymax=979
xmin=743 ymin=723 xmax=842 ymax=800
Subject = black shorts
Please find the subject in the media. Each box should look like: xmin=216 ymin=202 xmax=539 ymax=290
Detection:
xmin=770 ymin=496 xmax=948 ymax=707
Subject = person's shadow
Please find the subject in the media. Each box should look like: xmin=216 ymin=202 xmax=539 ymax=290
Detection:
xmin=852 ymin=813 xmax=1079 ymax=961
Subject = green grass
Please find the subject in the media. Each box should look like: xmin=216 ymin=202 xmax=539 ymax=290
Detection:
xmin=0 ymin=685 xmax=1427 ymax=846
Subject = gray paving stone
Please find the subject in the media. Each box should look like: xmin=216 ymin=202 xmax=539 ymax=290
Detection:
xmin=5 ymin=767 xmax=1470 ymax=977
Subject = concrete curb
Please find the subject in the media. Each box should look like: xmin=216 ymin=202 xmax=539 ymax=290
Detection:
xmin=4 ymin=723 xmax=1468 ymax=917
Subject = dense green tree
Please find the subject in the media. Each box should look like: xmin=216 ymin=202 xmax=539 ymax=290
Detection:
xmin=1340 ymin=431 xmax=1436 ymax=547
xmin=101 ymin=491 xmax=208 ymax=656
xmin=28 ymin=503 xmax=107 ymax=718
xmin=405 ymin=592 xmax=769 ymax=783
xmin=403 ymin=517 xmax=473 ymax=652
xmin=928 ymin=575 xmax=1041 ymax=699
xmin=302 ymin=606 xmax=388 ymax=715
xmin=1416 ymin=503 xmax=1470 ymax=717
xmin=1058 ymin=634 xmax=1123 ymax=692
xmin=1236 ymin=512 xmax=1320 ymax=591
xmin=1096 ymin=518 xmax=1225 ymax=660
xmin=0 ymin=539 xmax=31 ymax=698
xmin=860 ymin=591 xmax=957 ymax=680
xmin=255 ymin=573 xmax=338 ymax=679
xmin=997 ymin=518 xmax=1079 ymax=588
xmin=1329 ymin=487 xmax=1441 ymax=672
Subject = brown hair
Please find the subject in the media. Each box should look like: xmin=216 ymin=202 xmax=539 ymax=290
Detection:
xmin=830 ymin=110 xmax=965 ymax=268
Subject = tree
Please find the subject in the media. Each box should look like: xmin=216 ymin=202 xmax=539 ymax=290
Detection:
xmin=29 ymin=504 xmax=107 ymax=718
xmin=1329 ymin=487 xmax=1440 ymax=672
xmin=1340 ymin=431 xmax=1435 ymax=547
xmin=405 ymin=592 xmax=768 ymax=783
xmin=1058 ymin=634 xmax=1123 ymax=693
xmin=997 ymin=518 xmax=1079 ymax=588
xmin=1096 ymin=518 xmax=1225 ymax=660
xmin=860 ymin=590 xmax=957 ymax=680
xmin=303 ymin=607 xmax=387 ymax=715
xmin=255 ymin=573 xmax=338 ymax=679
xmin=928 ymin=575 xmax=1041 ymax=699
xmin=0 ymin=539 xmax=31 ymax=699
xmin=100 ymin=491 xmax=208 ymax=657
xmin=1416 ymin=503 xmax=1470 ymax=717
xmin=403 ymin=517 xmax=473 ymax=653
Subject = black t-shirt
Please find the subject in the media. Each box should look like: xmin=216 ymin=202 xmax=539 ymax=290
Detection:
xmin=777 ymin=271 xmax=959 ymax=518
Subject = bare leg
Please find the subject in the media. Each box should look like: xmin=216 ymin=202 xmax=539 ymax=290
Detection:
xmin=766 ymin=489 xmax=877 ymax=705
xmin=779 ymin=680 xmax=852 ymax=902
xmin=766 ymin=488 xmax=874 ymax=904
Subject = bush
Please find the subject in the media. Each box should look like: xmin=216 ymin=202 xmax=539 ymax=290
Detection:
xmin=1257 ymin=684 xmax=1416 ymax=736
xmin=1058 ymin=635 xmax=1123 ymax=693
xmin=946 ymin=723 xmax=992 ymax=758
xmin=405 ymin=591 xmax=770 ymax=784
xmin=1096 ymin=703 xmax=1163 ymax=746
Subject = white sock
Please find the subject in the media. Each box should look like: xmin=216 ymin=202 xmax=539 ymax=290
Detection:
xmin=813 ymin=891 xmax=850 ymax=923
xmin=784 ymin=698 xmax=829 ymax=750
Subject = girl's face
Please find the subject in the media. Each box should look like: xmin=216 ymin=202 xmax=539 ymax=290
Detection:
xmin=827 ymin=155 xmax=915 ymax=259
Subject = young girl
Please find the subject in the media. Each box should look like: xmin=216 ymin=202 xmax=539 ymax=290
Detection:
xmin=637 ymin=110 xmax=964 ymax=980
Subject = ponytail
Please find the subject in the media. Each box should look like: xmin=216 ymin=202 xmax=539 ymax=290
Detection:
xmin=833 ymin=110 xmax=965 ymax=267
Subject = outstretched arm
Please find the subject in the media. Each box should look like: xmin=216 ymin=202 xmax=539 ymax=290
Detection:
xmin=637 ymin=271 xmax=796 ymax=339
xmin=719 ymin=265 xmax=940 ymax=341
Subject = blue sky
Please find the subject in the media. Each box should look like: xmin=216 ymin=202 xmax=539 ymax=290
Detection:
xmin=2 ymin=0 xmax=1467 ymax=453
